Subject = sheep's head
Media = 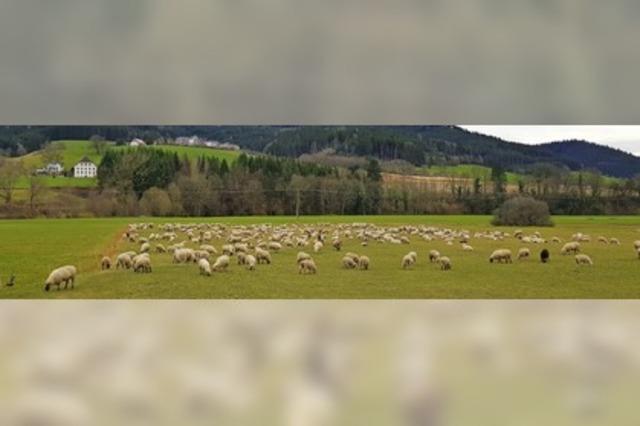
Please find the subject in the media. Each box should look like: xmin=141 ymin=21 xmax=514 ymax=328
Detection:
xmin=44 ymin=283 xmax=51 ymax=292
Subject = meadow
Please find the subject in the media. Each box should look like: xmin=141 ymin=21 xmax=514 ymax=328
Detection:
xmin=0 ymin=215 xmax=638 ymax=299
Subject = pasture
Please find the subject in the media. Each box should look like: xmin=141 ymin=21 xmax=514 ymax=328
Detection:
xmin=0 ymin=215 xmax=638 ymax=299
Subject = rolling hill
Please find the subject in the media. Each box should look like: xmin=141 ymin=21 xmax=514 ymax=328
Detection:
xmin=2 ymin=126 xmax=639 ymax=178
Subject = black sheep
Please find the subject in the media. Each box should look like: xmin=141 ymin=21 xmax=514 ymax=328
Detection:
xmin=540 ymin=249 xmax=550 ymax=263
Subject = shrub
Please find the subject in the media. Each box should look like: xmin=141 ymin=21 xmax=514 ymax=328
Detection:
xmin=492 ymin=196 xmax=553 ymax=226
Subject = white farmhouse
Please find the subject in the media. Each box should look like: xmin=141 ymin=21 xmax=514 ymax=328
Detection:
xmin=46 ymin=162 xmax=64 ymax=175
xmin=73 ymin=156 xmax=97 ymax=178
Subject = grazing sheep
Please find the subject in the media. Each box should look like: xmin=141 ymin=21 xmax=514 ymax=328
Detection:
xmin=561 ymin=242 xmax=581 ymax=255
xmin=429 ymin=250 xmax=441 ymax=263
xmin=140 ymin=242 xmax=150 ymax=253
xmin=358 ymin=255 xmax=370 ymax=270
xmin=344 ymin=252 xmax=360 ymax=262
xmin=437 ymin=256 xmax=452 ymax=271
xmin=212 ymin=255 xmax=230 ymax=272
xmin=489 ymin=249 xmax=512 ymax=264
xmin=200 ymin=244 xmax=217 ymax=254
xmin=194 ymin=250 xmax=210 ymax=261
xmin=332 ymin=239 xmax=342 ymax=251
xmin=313 ymin=241 xmax=323 ymax=253
xmin=155 ymin=244 xmax=166 ymax=253
xmin=517 ymin=248 xmax=531 ymax=260
xmin=173 ymin=248 xmax=196 ymax=264
xmin=540 ymin=249 xmax=550 ymax=263
xmin=255 ymin=248 xmax=272 ymax=264
xmin=400 ymin=236 xmax=410 ymax=244
xmin=222 ymin=244 xmax=235 ymax=256
xmin=237 ymin=252 xmax=247 ymax=265
xmin=551 ymin=237 xmax=561 ymax=243
xmin=462 ymin=244 xmax=473 ymax=251
xmin=575 ymin=254 xmax=593 ymax=266
xmin=634 ymin=240 xmax=640 ymax=250
xmin=245 ymin=254 xmax=257 ymax=270
xmin=198 ymin=258 xmax=211 ymax=276
xmin=44 ymin=265 xmax=77 ymax=291
xmin=133 ymin=255 xmax=152 ymax=273
xmin=402 ymin=254 xmax=415 ymax=269
xmin=267 ymin=242 xmax=282 ymax=252
xmin=597 ymin=236 xmax=609 ymax=244
xmin=298 ymin=258 xmax=317 ymax=274
xmin=297 ymin=251 xmax=312 ymax=264
xmin=408 ymin=251 xmax=418 ymax=263
xmin=116 ymin=253 xmax=133 ymax=269
xmin=342 ymin=256 xmax=357 ymax=269
xmin=100 ymin=256 xmax=112 ymax=270
xmin=609 ymin=238 xmax=620 ymax=245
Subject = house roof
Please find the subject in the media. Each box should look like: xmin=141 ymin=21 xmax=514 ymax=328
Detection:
xmin=76 ymin=156 xmax=95 ymax=165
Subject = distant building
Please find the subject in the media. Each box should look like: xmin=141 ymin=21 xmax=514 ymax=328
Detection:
xmin=130 ymin=138 xmax=146 ymax=147
xmin=46 ymin=162 xmax=64 ymax=175
xmin=73 ymin=156 xmax=97 ymax=178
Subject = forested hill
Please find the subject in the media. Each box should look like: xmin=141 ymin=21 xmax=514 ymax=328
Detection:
xmin=537 ymin=140 xmax=640 ymax=178
xmin=2 ymin=125 xmax=639 ymax=178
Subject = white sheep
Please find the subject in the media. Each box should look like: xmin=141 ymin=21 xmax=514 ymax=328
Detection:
xmin=44 ymin=265 xmax=77 ymax=291
xmin=408 ymin=251 xmax=418 ymax=263
xmin=212 ymin=255 xmax=230 ymax=272
xmin=298 ymin=258 xmax=317 ymax=274
xmin=297 ymin=251 xmax=312 ymax=264
xmin=489 ymin=249 xmax=512 ymax=264
xmin=268 ymin=242 xmax=282 ymax=252
xmin=100 ymin=256 xmax=112 ymax=270
xmin=237 ymin=251 xmax=247 ymax=265
xmin=155 ymin=244 xmax=167 ymax=253
xmin=609 ymin=238 xmax=620 ymax=245
xmin=245 ymin=254 xmax=257 ymax=271
xmin=332 ymin=239 xmax=342 ymax=251
xmin=313 ymin=241 xmax=323 ymax=253
xmin=575 ymin=254 xmax=593 ymax=266
xmin=358 ymin=255 xmax=370 ymax=270
xmin=517 ymin=248 xmax=531 ymax=260
xmin=222 ymin=244 xmax=235 ymax=256
xmin=344 ymin=252 xmax=360 ymax=263
xmin=429 ymin=250 xmax=441 ymax=263
xmin=634 ymin=240 xmax=640 ymax=250
xmin=551 ymin=237 xmax=561 ymax=243
xmin=198 ymin=258 xmax=211 ymax=276
xmin=200 ymin=244 xmax=217 ymax=254
xmin=140 ymin=242 xmax=150 ymax=253
xmin=256 ymin=248 xmax=272 ymax=264
xmin=561 ymin=242 xmax=581 ymax=255
xmin=437 ymin=256 xmax=452 ymax=271
xmin=116 ymin=253 xmax=133 ymax=269
xmin=173 ymin=248 xmax=196 ymax=264
xmin=133 ymin=255 xmax=152 ymax=273
xmin=401 ymin=254 xmax=415 ymax=269
xmin=462 ymin=244 xmax=473 ymax=251
xmin=342 ymin=256 xmax=357 ymax=269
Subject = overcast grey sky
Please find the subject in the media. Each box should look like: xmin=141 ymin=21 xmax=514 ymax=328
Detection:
xmin=461 ymin=126 xmax=640 ymax=156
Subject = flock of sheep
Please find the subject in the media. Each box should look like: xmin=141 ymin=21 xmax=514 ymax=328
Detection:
xmin=43 ymin=222 xmax=640 ymax=291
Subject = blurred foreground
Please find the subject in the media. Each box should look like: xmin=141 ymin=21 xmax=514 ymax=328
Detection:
xmin=0 ymin=301 xmax=638 ymax=425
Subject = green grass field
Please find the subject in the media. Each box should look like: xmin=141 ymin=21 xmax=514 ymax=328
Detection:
xmin=0 ymin=215 xmax=638 ymax=299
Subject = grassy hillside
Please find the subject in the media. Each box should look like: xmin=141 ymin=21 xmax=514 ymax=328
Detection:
xmin=419 ymin=164 xmax=522 ymax=184
xmin=7 ymin=140 xmax=243 ymax=189
xmin=1 ymin=215 xmax=639 ymax=299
